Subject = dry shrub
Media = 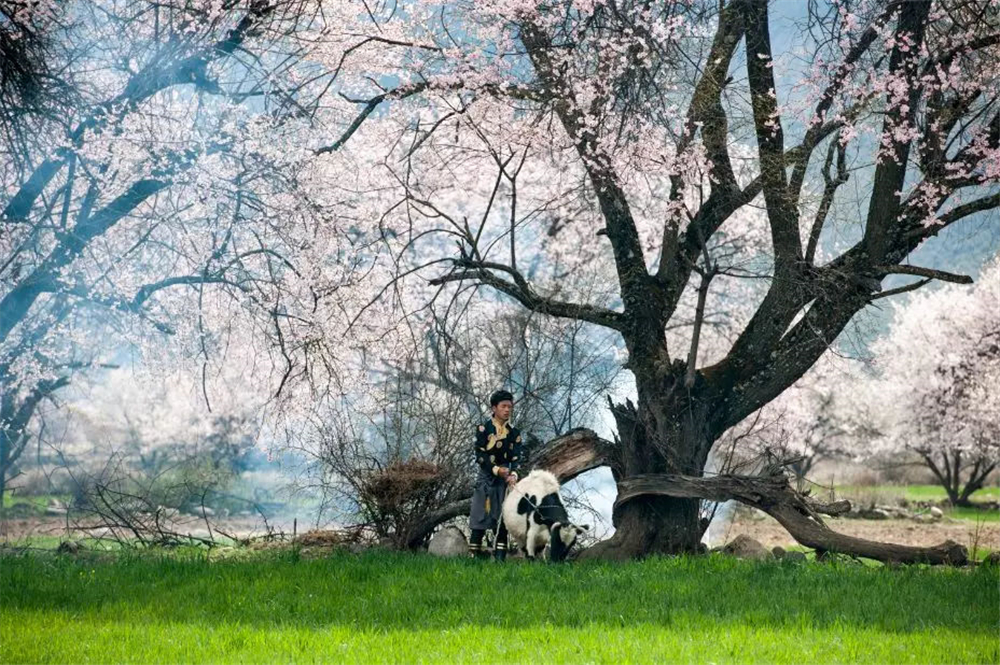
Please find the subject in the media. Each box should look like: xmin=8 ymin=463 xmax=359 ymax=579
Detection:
xmin=294 ymin=527 xmax=370 ymax=548
xmin=362 ymin=460 xmax=444 ymax=513
xmin=358 ymin=459 xmax=456 ymax=549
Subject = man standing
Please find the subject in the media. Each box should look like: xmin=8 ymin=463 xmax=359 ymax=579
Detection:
xmin=469 ymin=390 xmax=523 ymax=561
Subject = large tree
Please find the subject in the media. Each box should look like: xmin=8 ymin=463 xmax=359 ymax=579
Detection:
xmin=311 ymin=0 xmax=1000 ymax=559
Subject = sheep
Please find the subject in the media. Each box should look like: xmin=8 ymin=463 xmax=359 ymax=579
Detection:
xmin=501 ymin=469 xmax=588 ymax=561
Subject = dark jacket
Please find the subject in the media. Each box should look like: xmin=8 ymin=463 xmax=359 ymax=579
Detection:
xmin=473 ymin=417 xmax=523 ymax=481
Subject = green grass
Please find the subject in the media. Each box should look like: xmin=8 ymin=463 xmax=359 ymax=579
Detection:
xmin=950 ymin=506 xmax=1000 ymax=523
xmin=901 ymin=485 xmax=1000 ymax=502
xmin=1 ymin=550 xmax=997 ymax=664
xmin=1 ymin=491 xmax=71 ymax=514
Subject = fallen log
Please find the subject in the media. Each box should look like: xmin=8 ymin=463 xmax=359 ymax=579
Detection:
xmin=528 ymin=427 xmax=612 ymax=482
xmin=616 ymin=470 xmax=968 ymax=566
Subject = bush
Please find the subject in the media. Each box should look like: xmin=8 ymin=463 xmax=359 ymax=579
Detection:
xmin=358 ymin=460 xmax=455 ymax=549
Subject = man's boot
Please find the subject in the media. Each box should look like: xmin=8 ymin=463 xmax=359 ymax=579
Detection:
xmin=469 ymin=529 xmax=489 ymax=560
xmin=494 ymin=523 xmax=509 ymax=562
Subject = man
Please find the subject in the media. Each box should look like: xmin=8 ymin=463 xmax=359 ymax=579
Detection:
xmin=469 ymin=390 xmax=523 ymax=561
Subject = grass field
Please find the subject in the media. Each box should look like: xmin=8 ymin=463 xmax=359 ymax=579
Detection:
xmin=1 ymin=549 xmax=997 ymax=664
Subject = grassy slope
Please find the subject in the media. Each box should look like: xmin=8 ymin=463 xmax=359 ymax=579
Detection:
xmin=1 ymin=550 xmax=997 ymax=664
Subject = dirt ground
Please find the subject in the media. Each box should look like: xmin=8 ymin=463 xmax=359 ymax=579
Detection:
xmin=4 ymin=513 xmax=998 ymax=555
xmin=719 ymin=512 xmax=999 ymax=552
xmin=0 ymin=516 xmax=292 ymax=543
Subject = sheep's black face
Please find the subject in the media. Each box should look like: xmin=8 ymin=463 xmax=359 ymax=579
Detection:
xmin=549 ymin=523 xmax=589 ymax=562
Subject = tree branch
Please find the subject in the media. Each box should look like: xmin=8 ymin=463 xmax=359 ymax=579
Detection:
xmin=430 ymin=259 xmax=623 ymax=331
xmin=616 ymin=470 xmax=968 ymax=565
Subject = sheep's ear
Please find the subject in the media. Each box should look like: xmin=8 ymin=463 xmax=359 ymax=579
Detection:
xmin=579 ymin=524 xmax=590 ymax=531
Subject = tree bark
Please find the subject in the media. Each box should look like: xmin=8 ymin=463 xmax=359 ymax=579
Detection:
xmin=580 ymin=393 xmax=711 ymax=560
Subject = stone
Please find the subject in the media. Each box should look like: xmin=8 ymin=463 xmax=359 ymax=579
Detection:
xmin=784 ymin=551 xmax=807 ymax=563
xmin=56 ymin=541 xmax=82 ymax=555
xmin=772 ymin=546 xmax=786 ymax=559
xmin=427 ymin=526 xmax=468 ymax=558
xmin=721 ymin=534 xmax=772 ymax=560
xmin=929 ymin=506 xmax=944 ymax=519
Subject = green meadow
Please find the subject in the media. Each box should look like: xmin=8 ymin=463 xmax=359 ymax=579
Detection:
xmin=1 ymin=549 xmax=997 ymax=664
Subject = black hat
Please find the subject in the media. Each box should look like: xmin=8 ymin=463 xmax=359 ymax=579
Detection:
xmin=490 ymin=390 xmax=514 ymax=407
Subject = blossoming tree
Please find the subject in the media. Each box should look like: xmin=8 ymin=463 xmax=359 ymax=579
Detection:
xmin=865 ymin=258 xmax=999 ymax=506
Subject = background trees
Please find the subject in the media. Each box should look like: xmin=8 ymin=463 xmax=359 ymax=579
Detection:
xmin=864 ymin=259 xmax=1000 ymax=506
xmin=0 ymin=0 xmax=350 ymax=503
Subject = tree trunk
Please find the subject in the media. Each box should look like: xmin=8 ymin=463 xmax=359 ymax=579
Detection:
xmin=581 ymin=391 xmax=711 ymax=560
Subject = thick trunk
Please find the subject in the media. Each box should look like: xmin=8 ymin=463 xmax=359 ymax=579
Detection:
xmin=581 ymin=388 xmax=712 ymax=560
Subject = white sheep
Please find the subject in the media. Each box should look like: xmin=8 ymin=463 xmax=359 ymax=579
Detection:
xmin=501 ymin=469 xmax=588 ymax=561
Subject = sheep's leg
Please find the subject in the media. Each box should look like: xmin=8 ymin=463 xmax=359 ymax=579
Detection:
xmin=525 ymin=522 xmax=540 ymax=559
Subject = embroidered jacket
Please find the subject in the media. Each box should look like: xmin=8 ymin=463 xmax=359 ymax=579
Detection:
xmin=474 ymin=417 xmax=523 ymax=477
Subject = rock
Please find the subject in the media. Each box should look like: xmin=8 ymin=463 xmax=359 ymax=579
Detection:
xmin=56 ymin=541 xmax=82 ymax=555
xmin=427 ymin=526 xmax=468 ymax=558
xmin=875 ymin=505 xmax=912 ymax=519
xmin=912 ymin=514 xmax=936 ymax=524
xmin=929 ymin=506 xmax=944 ymax=519
xmin=721 ymin=534 xmax=772 ymax=560
xmin=772 ymin=546 xmax=786 ymax=559
xmin=784 ymin=551 xmax=807 ymax=563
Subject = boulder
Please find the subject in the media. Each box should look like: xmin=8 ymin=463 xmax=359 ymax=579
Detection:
xmin=721 ymin=534 xmax=772 ymax=560
xmin=427 ymin=525 xmax=468 ymax=558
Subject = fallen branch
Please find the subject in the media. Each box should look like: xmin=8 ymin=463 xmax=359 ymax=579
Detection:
xmin=616 ymin=469 xmax=968 ymax=565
